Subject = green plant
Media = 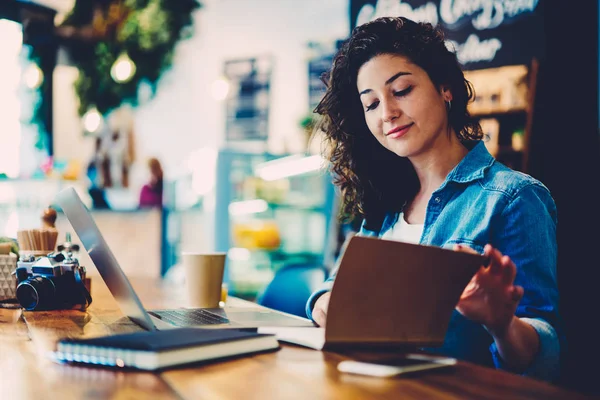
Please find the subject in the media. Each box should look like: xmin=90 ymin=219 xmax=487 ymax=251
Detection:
xmin=56 ymin=0 xmax=201 ymax=116
xmin=299 ymin=113 xmax=316 ymax=132
xmin=0 ymin=237 xmax=19 ymax=259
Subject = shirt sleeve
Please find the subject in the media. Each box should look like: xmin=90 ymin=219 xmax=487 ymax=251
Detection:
xmin=490 ymin=317 xmax=560 ymax=382
xmin=305 ymin=287 xmax=332 ymax=320
xmin=492 ymin=182 xmax=562 ymax=382
xmin=305 ymin=221 xmax=376 ymax=320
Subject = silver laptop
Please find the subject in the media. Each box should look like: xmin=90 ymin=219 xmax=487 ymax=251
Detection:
xmin=54 ymin=187 xmax=314 ymax=331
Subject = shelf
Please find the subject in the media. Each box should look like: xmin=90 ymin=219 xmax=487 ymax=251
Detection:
xmin=230 ymin=248 xmax=322 ymax=259
xmin=267 ymin=202 xmax=324 ymax=212
xmin=464 ymin=60 xmax=539 ymax=176
xmin=267 ymin=249 xmax=322 ymax=259
xmin=229 ymin=201 xmax=324 ymax=213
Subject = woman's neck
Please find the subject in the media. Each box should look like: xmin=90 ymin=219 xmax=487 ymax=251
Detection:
xmin=409 ymin=132 xmax=469 ymax=195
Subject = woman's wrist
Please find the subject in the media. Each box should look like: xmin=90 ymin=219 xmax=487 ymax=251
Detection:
xmin=486 ymin=316 xmax=540 ymax=372
xmin=485 ymin=315 xmax=517 ymax=341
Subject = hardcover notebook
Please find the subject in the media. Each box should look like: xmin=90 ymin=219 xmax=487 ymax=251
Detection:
xmin=259 ymin=236 xmax=487 ymax=351
xmin=52 ymin=328 xmax=279 ymax=371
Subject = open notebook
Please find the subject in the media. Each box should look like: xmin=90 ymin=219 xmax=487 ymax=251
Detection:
xmin=259 ymin=236 xmax=487 ymax=350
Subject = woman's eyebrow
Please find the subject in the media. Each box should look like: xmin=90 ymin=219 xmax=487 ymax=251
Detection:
xmin=359 ymin=71 xmax=412 ymax=96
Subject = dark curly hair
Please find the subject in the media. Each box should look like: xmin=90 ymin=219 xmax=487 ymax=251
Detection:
xmin=315 ymin=17 xmax=482 ymax=229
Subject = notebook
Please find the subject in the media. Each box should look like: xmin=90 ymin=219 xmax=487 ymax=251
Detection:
xmin=259 ymin=236 xmax=487 ymax=351
xmin=52 ymin=328 xmax=279 ymax=370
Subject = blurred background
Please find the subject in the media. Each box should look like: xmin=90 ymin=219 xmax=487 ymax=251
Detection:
xmin=0 ymin=0 xmax=598 ymax=394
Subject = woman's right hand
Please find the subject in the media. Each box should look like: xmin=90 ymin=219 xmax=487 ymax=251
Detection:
xmin=312 ymin=292 xmax=331 ymax=327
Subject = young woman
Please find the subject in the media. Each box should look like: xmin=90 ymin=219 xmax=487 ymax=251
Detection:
xmin=306 ymin=17 xmax=561 ymax=382
xmin=139 ymin=157 xmax=164 ymax=208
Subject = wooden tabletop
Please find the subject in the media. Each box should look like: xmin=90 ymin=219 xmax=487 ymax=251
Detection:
xmin=0 ymin=276 xmax=589 ymax=400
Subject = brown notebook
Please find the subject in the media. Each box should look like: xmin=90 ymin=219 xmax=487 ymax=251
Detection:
xmin=260 ymin=236 xmax=487 ymax=351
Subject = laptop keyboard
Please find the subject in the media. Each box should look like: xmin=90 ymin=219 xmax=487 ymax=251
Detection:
xmin=149 ymin=309 xmax=230 ymax=326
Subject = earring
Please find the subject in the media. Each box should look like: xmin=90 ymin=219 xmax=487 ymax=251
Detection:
xmin=446 ymin=100 xmax=452 ymax=111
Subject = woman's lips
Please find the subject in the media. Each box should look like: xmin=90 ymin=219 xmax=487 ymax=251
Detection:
xmin=386 ymin=123 xmax=413 ymax=139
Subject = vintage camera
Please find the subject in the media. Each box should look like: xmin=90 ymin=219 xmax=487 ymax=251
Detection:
xmin=15 ymin=252 xmax=92 ymax=311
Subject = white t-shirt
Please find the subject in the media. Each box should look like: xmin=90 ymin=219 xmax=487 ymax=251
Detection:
xmin=380 ymin=212 xmax=424 ymax=244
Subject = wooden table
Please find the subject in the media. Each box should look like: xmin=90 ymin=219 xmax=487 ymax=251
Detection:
xmin=0 ymin=277 xmax=590 ymax=400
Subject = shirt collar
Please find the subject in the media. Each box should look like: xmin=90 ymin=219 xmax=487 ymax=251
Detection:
xmin=446 ymin=141 xmax=495 ymax=184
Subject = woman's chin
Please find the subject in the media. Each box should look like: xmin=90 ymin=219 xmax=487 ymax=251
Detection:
xmin=385 ymin=143 xmax=413 ymax=158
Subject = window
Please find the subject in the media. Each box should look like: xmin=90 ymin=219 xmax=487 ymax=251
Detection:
xmin=0 ymin=19 xmax=23 ymax=178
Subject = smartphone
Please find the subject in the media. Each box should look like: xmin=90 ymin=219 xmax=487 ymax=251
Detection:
xmin=337 ymin=354 xmax=457 ymax=378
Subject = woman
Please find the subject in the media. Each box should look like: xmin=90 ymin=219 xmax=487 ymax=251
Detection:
xmin=306 ymin=17 xmax=561 ymax=382
xmin=139 ymin=157 xmax=163 ymax=208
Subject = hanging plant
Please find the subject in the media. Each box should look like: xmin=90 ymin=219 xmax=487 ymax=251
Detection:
xmin=54 ymin=0 xmax=201 ymax=116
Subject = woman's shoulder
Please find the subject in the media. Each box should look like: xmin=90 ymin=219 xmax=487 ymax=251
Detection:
xmin=480 ymin=161 xmax=552 ymax=201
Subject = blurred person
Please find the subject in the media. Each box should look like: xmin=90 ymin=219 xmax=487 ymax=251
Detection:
xmin=139 ymin=157 xmax=163 ymax=208
xmin=88 ymin=137 xmax=110 ymax=209
xmin=306 ymin=17 xmax=561 ymax=382
xmin=96 ymin=106 xmax=136 ymax=188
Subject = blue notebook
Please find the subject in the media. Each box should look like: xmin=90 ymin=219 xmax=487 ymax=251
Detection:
xmin=52 ymin=328 xmax=279 ymax=370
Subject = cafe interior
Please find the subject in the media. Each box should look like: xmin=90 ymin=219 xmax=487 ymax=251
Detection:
xmin=0 ymin=0 xmax=599 ymax=398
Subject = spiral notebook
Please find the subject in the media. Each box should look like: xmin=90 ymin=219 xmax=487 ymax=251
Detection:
xmin=52 ymin=328 xmax=279 ymax=370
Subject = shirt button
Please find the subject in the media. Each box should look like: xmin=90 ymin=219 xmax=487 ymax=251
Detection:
xmin=434 ymin=197 xmax=441 ymax=203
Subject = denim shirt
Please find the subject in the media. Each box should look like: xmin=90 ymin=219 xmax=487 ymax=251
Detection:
xmin=306 ymin=141 xmax=561 ymax=382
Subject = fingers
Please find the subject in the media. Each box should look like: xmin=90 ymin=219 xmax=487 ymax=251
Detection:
xmin=454 ymin=244 xmax=492 ymax=280
xmin=455 ymin=244 xmax=493 ymax=286
xmin=484 ymin=245 xmax=502 ymax=274
xmin=313 ymin=308 xmax=327 ymax=327
xmin=511 ymin=285 xmax=524 ymax=303
xmin=457 ymin=245 xmax=519 ymax=295
xmin=459 ymin=273 xmax=480 ymax=300
xmin=455 ymin=244 xmax=489 ymax=275
xmin=312 ymin=292 xmax=331 ymax=327
xmin=501 ymin=255 xmax=517 ymax=284
xmin=501 ymin=285 xmax=523 ymax=309
xmin=454 ymin=244 xmax=479 ymax=255
xmin=484 ymin=245 xmax=517 ymax=283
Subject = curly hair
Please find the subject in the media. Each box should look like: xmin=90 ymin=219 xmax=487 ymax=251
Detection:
xmin=315 ymin=17 xmax=482 ymax=228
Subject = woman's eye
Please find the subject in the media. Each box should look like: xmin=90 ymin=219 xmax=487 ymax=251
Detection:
xmin=394 ymin=86 xmax=413 ymax=97
xmin=365 ymin=101 xmax=379 ymax=112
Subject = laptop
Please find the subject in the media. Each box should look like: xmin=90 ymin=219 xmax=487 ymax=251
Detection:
xmin=259 ymin=235 xmax=488 ymax=350
xmin=54 ymin=187 xmax=314 ymax=331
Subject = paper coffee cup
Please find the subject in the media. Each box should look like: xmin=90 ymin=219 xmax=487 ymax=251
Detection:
xmin=182 ymin=252 xmax=226 ymax=308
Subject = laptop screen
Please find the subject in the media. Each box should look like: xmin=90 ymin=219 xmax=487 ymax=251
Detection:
xmin=54 ymin=187 xmax=157 ymax=331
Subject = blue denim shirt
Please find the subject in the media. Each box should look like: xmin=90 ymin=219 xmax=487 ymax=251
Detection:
xmin=306 ymin=141 xmax=561 ymax=382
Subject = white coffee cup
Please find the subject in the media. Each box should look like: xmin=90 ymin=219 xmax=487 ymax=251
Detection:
xmin=182 ymin=252 xmax=226 ymax=308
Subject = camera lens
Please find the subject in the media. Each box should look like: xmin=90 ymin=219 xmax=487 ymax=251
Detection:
xmin=16 ymin=276 xmax=56 ymax=310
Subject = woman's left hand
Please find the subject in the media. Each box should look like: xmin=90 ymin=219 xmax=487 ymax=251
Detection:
xmin=454 ymin=244 xmax=524 ymax=337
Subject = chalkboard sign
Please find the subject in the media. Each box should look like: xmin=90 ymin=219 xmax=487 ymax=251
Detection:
xmin=224 ymin=56 xmax=272 ymax=142
xmin=350 ymin=0 xmax=545 ymax=70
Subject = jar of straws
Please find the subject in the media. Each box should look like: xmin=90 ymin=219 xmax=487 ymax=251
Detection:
xmin=17 ymin=207 xmax=59 ymax=257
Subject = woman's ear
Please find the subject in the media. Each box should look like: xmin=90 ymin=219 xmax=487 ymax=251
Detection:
xmin=441 ymin=86 xmax=453 ymax=102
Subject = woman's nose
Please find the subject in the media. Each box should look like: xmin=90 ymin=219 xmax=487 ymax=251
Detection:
xmin=381 ymin=99 xmax=400 ymax=122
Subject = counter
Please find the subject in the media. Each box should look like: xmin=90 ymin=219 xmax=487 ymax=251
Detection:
xmin=54 ymin=208 xmax=163 ymax=278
